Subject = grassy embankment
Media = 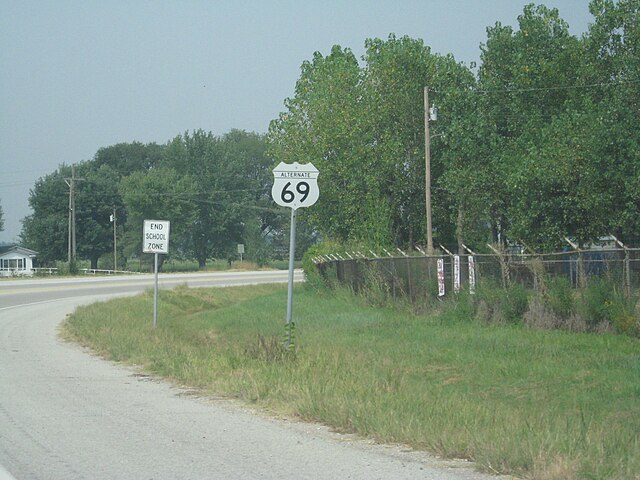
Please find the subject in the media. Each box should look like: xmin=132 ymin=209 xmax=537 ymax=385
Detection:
xmin=63 ymin=284 xmax=639 ymax=480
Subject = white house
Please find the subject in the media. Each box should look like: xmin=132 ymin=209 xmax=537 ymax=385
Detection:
xmin=0 ymin=246 xmax=38 ymax=277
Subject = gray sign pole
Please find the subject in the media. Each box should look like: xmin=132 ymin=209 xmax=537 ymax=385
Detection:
xmin=271 ymin=162 xmax=319 ymax=351
xmin=143 ymin=219 xmax=170 ymax=329
xmin=153 ymin=252 xmax=159 ymax=328
xmin=285 ymin=208 xmax=297 ymax=349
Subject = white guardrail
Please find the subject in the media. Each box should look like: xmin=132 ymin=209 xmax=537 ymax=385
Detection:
xmin=29 ymin=268 xmax=140 ymax=276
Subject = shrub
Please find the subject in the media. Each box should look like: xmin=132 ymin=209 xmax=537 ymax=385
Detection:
xmin=579 ymin=278 xmax=614 ymax=328
xmin=357 ymin=262 xmax=391 ymax=306
xmin=546 ymin=276 xmax=574 ymax=319
xmin=301 ymin=243 xmax=333 ymax=291
xmin=475 ymin=282 xmax=529 ymax=325
xmin=437 ymin=291 xmax=475 ymax=324
xmin=606 ymin=292 xmax=640 ymax=337
xmin=56 ymin=260 xmax=81 ymax=275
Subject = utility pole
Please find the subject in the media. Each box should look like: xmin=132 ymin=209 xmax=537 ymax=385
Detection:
xmin=110 ymin=207 xmax=117 ymax=272
xmin=66 ymin=171 xmax=72 ymax=262
xmin=64 ymin=165 xmax=84 ymax=262
xmin=424 ymin=86 xmax=434 ymax=255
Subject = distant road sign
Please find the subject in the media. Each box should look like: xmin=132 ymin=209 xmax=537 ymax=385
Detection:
xmin=143 ymin=220 xmax=170 ymax=254
xmin=272 ymin=162 xmax=319 ymax=209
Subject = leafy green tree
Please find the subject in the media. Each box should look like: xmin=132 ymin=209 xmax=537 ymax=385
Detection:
xmin=220 ymin=129 xmax=281 ymax=264
xmin=581 ymin=0 xmax=640 ymax=244
xmin=119 ymin=166 xmax=197 ymax=264
xmin=362 ymin=35 xmax=439 ymax=247
xmin=361 ymin=35 xmax=482 ymax=249
xmin=23 ymin=163 xmax=126 ymax=269
xmin=268 ymin=45 xmax=369 ymax=244
xmin=75 ymin=163 xmax=123 ymax=269
xmin=479 ymin=4 xmax=582 ymax=138
xmin=21 ymin=167 xmax=70 ymax=263
xmin=93 ymin=142 xmax=164 ymax=176
xmin=476 ymin=3 xmax=611 ymax=250
xmin=162 ymin=129 xmax=268 ymax=267
xmin=438 ymin=90 xmax=501 ymax=251
xmin=268 ymin=36 xmax=478 ymax=249
xmin=505 ymin=110 xmax=614 ymax=249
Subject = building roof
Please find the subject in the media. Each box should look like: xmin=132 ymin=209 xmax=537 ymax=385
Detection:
xmin=0 ymin=245 xmax=38 ymax=257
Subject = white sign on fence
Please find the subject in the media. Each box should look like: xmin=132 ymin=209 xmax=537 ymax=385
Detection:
xmin=469 ymin=255 xmax=476 ymax=295
xmin=454 ymin=255 xmax=461 ymax=293
xmin=143 ymin=220 xmax=170 ymax=254
xmin=437 ymin=258 xmax=445 ymax=297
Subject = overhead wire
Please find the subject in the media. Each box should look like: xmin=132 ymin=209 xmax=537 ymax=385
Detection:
xmin=473 ymin=77 xmax=640 ymax=95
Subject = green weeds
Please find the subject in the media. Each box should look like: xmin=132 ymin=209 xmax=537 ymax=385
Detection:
xmin=63 ymin=283 xmax=640 ymax=480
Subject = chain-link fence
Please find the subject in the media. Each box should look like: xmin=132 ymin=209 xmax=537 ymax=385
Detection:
xmin=312 ymin=248 xmax=640 ymax=302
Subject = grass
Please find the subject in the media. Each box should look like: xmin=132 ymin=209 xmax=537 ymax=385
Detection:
xmin=125 ymin=258 xmax=298 ymax=273
xmin=62 ymin=284 xmax=640 ymax=480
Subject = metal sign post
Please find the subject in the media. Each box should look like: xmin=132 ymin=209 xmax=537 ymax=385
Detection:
xmin=285 ymin=208 xmax=297 ymax=343
xmin=271 ymin=162 xmax=319 ymax=349
xmin=143 ymin=220 xmax=170 ymax=328
xmin=153 ymin=252 xmax=159 ymax=328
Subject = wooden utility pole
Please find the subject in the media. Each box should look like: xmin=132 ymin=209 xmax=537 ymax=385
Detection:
xmin=111 ymin=207 xmax=117 ymax=272
xmin=424 ymin=86 xmax=434 ymax=255
xmin=64 ymin=165 xmax=84 ymax=262
xmin=66 ymin=171 xmax=72 ymax=262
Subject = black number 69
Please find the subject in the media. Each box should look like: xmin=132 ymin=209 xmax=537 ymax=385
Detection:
xmin=281 ymin=181 xmax=310 ymax=203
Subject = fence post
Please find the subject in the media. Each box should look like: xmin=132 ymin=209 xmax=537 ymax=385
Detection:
xmin=462 ymin=244 xmax=477 ymax=294
xmin=613 ymin=236 xmax=631 ymax=298
xmin=487 ymin=243 xmax=511 ymax=289
xmin=440 ymin=244 xmax=456 ymax=292
xmin=564 ymin=238 xmax=587 ymax=289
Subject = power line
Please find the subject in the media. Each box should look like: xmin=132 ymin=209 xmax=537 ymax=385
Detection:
xmin=474 ymin=78 xmax=640 ymax=95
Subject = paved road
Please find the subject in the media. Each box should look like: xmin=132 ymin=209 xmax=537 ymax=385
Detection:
xmin=0 ymin=272 xmax=504 ymax=480
xmin=0 ymin=270 xmax=299 ymax=309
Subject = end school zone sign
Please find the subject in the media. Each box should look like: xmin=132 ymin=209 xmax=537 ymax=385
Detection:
xmin=143 ymin=220 xmax=170 ymax=254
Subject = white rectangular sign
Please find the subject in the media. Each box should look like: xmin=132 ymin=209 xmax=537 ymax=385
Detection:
xmin=454 ymin=255 xmax=460 ymax=293
xmin=437 ymin=258 xmax=445 ymax=297
xmin=469 ymin=255 xmax=476 ymax=295
xmin=143 ymin=220 xmax=170 ymax=254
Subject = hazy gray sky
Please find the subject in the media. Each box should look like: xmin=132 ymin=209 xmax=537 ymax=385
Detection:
xmin=0 ymin=0 xmax=593 ymax=242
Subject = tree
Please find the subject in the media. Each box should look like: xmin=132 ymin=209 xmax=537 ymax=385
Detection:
xmin=505 ymin=110 xmax=614 ymax=249
xmin=361 ymin=35 xmax=479 ymax=249
xmin=120 ymin=166 xmax=197 ymax=268
xmin=21 ymin=163 xmax=126 ymax=268
xmin=219 ymin=129 xmax=281 ymax=264
xmin=479 ymin=4 xmax=582 ymax=138
xmin=476 ymin=3 xmax=612 ymax=250
xmin=268 ymin=36 xmax=478 ymax=249
xmin=582 ymin=0 xmax=640 ymax=244
xmin=93 ymin=142 xmax=164 ymax=176
xmin=268 ymin=45 xmax=369 ymax=244
xmin=75 ymin=164 xmax=123 ymax=269
xmin=21 ymin=167 xmax=70 ymax=264
xmin=162 ymin=129 xmax=267 ymax=267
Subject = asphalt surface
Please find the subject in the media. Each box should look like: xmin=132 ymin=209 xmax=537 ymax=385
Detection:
xmin=0 ymin=272 xmax=507 ymax=480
